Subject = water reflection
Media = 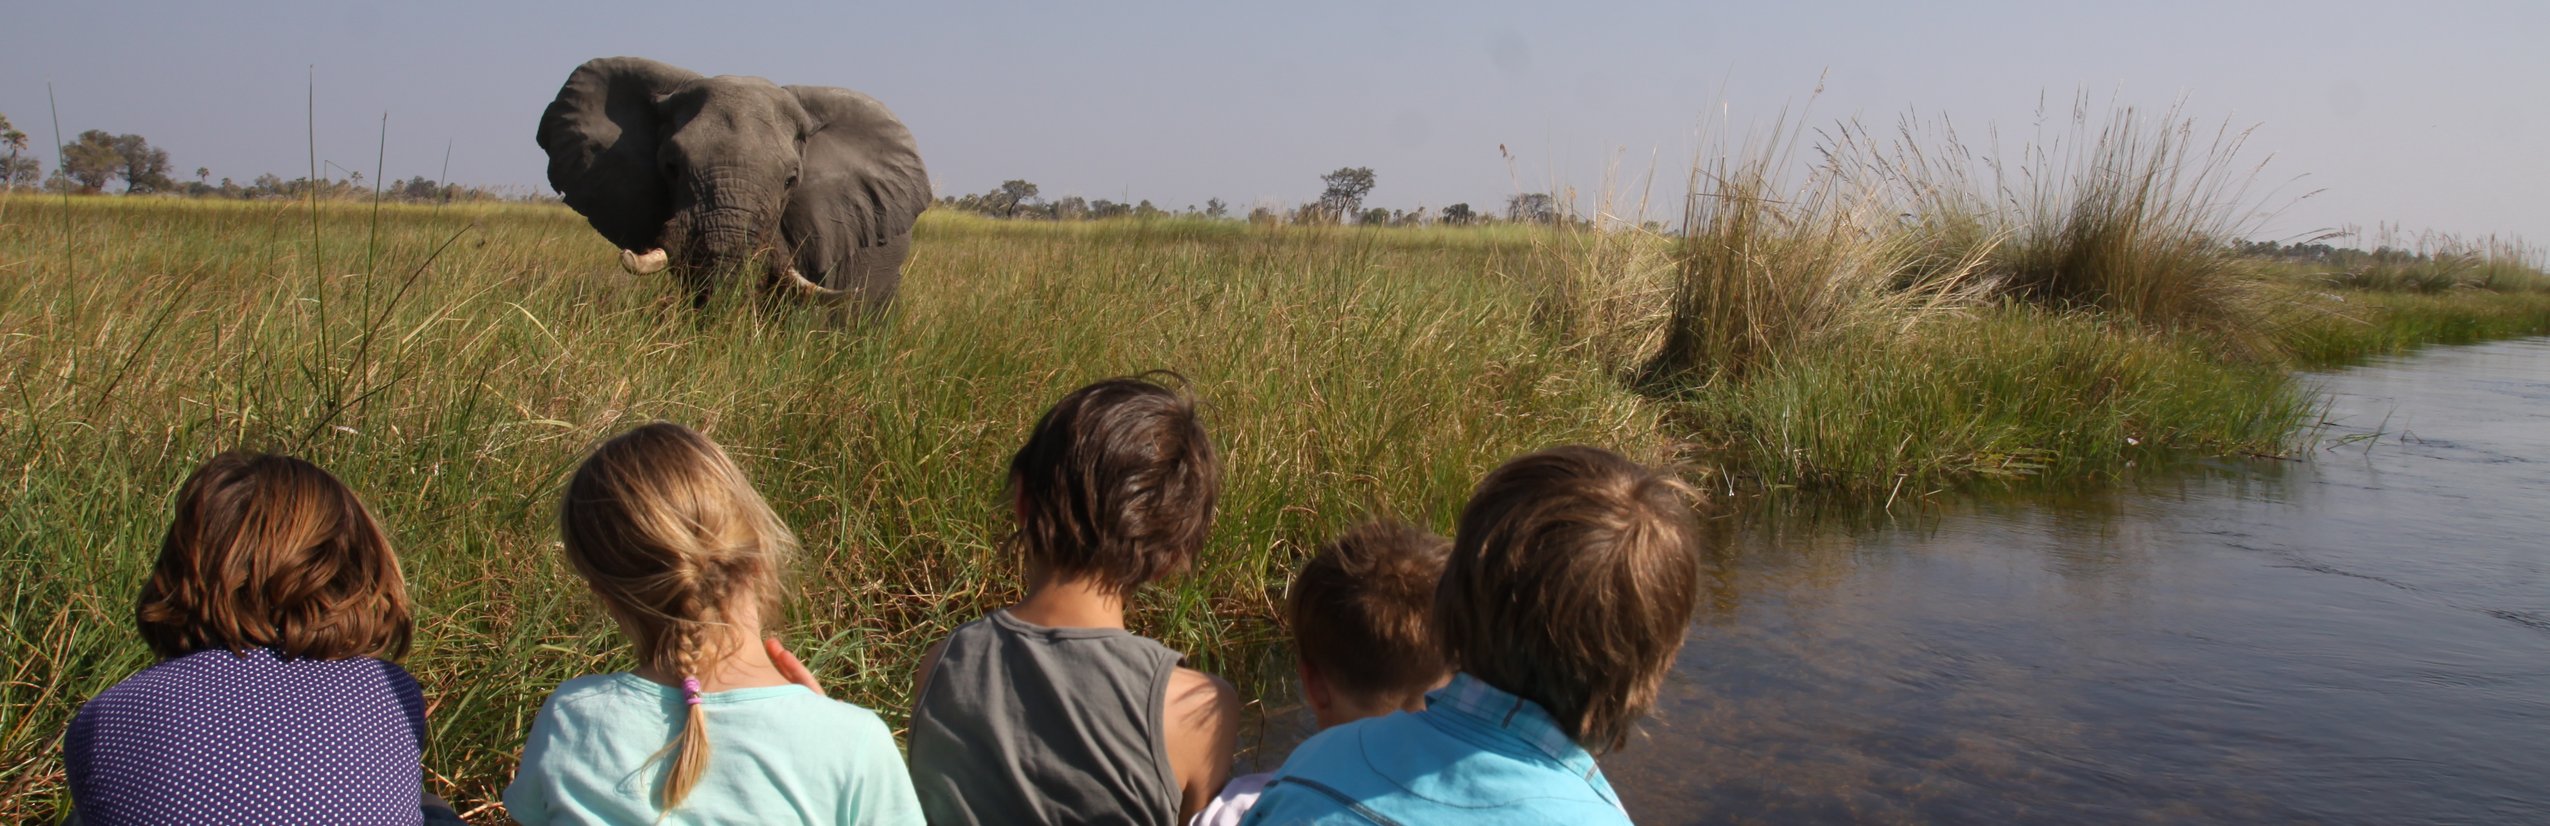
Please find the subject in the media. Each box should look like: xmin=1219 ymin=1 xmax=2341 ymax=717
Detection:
xmin=1606 ymin=338 xmax=2550 ymax=824
xmin=1235 ymin=339 xmax=2550 ymax=824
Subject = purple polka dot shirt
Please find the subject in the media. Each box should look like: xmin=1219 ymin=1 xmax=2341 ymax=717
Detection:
xmin=63 ymin=647 xmax=430 ymax=826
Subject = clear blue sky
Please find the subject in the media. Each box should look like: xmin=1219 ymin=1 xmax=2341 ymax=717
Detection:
xmin=6 ymin=1 xmax=2544 ymax=245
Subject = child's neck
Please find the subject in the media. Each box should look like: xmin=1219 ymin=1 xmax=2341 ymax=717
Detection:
xmin=622 ymin=602 xmax=790 ymax=693
xmin=1008 ymin=564 xmax=1127 ymax=630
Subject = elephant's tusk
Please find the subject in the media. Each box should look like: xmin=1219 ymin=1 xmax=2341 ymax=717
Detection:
xmin=779 ymin=267 xmax=854 ymax=303
xmin=619 ymin=248 xmax=669 ymax=275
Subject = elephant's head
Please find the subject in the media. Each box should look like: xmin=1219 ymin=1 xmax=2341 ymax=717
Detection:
xmin=536 ymin=57 xmax=929 ymax=307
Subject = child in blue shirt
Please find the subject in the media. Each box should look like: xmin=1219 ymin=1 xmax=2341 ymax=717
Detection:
xmin=1244 ymin=447 xmax=1704 ymax=825
xmin=1194 ymin=521 xmax=1453 ymax=826
xmin=504 ymin=422 xmax=923 ymax=825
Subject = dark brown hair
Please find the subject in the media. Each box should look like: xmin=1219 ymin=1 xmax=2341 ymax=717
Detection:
xmin=1436 ymin=445 xmax=1701 ymax=753
xmin=1287 ymin=520 xmax=1452 ymax=703
xmin=1008 ymin=375 xmax=1219 ymax=596
xmin=559 ymin=421 xmax=798 ymax=810
xmin=136 ymin=451 xmax=412 ymax=662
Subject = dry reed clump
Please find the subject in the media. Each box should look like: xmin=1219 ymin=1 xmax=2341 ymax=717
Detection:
xmin=1637 ymin=116 xmax=1995 ymax=389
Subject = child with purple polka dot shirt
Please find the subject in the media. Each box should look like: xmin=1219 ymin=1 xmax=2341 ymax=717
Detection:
xmin=62 ymin=452 xmax=449 ymax=825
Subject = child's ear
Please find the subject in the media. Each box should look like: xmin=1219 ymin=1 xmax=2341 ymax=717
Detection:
xmin=1298 ymin=658 xmax=1336 ymax=719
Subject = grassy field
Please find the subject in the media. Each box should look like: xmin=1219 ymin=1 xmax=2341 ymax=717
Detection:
xmin=3 ymin=178 xmax=2547 ymax=819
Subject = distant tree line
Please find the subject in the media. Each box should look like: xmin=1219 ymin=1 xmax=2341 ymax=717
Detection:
xmin=0 ymin=112 xmax=542 ymax=204
xmin=2234 ymin=237 xmax=2513 ymax=268
xmin=936 ymin=166 xmax=1577 ymax=228
xmin=5 ymin=112 xmax=1591 ymax=223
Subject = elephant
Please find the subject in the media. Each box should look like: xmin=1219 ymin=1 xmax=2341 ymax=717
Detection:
xmin=536 ymin=56 xmax=930 ymax=310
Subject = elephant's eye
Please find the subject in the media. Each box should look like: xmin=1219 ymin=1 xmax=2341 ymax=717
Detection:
xmin=786 ymin=174 xmax=800 ymax=188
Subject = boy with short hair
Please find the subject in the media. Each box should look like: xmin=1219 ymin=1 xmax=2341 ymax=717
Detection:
xmin=908 ymin=376 xmax=1241 ymax=826
xmin=1193 ymin=520 xmax=1454 ymax=826
xmin=1243 ymin=446 xmax=1703 ymax=825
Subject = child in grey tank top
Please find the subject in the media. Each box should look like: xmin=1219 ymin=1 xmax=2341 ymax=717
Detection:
xmin=907 ymin=376 xmax=1239 ymax=826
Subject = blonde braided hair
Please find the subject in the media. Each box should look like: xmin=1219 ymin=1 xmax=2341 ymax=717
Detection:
xmin=559 ymin=422 xmax=796 ymax=810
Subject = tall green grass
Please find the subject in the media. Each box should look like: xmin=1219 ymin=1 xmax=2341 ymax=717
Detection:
xmin=0 ymin=196 xmax=1658 ymax=818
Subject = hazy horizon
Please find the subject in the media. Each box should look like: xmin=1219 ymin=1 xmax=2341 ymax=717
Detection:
xmin=6 ymin=1 xmax=2545 ymax=247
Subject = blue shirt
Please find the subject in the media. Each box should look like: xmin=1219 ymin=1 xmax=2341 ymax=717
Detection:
xmin=63 ymin=648 xmax=430 ymax=826
xmin=505 ymin=673 xmax=925 ymax=826
xmin=1241 ymin=674 xmax=1629 ymax=826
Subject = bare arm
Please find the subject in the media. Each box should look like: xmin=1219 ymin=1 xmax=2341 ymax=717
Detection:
xmin=1163 ymin=666 xmax=1242 ymax=823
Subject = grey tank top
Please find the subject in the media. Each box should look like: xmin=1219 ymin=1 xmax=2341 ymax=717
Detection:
xmin=908 ymin=609 xmax=1184 ymax=826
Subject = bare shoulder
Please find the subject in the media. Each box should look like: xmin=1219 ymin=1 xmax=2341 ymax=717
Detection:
xmin=1164 ymin=666 xmax=1242 ymax=821
xmin=1167 ymin=666 xmax=1241 ymax=726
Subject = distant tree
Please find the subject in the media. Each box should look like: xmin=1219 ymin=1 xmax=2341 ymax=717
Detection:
xmin=1506 ymin=192 xmax=1558 ymax=224
xmin=1204 ymin=197 xmax=1228 ymax=219
xmin=1051 ymin=195 xmax=1089 ymax=220
xmin=1441 ymin=202 xmax=1475 ymax=225
xmin=395 ymin=175 xmax=450 ymax=203
xmin=59 ymin=130 xmax=124 ymax=193
xmin=109 ymin=133 xmax=173 ymax=193
xmin=1318 ymin=166 xmax=1377 ymax=221
xmin=991 ymin=179 xmax=1039 ymax=218
xmin=1360 ymin=207 xmax=1391 ymax=225
xmin=2 ymin=156 xmax=39 ymax=188
xmin=1247 ymin=205 xmax=1280 ymax=226
xmin=0 ymin=113 xmax=29 ymax=191
xmin=1134 ymin=199 xmax=1165 ymax=219
xmin=195 ymin=166 xmax=210 ymax=185
xmin=1090 ymin=199 xmax=1131 ymax=219
xmin=0 ymin=113 xmax=25 ymax=157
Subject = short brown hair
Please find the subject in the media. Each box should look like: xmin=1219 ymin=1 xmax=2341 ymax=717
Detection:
xmin=136 ymin=452 xmax=412 ymax=661
xmin=1008 ymin=375 xmax=1219 ymax=596
xmin=1287 ymin=521 xmax=1451 ymax=702
xmin=1436 ymin=446 xmax=1700 ymax=753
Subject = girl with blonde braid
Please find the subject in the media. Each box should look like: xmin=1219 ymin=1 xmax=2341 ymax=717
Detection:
xmin=505 ymin=422 xmax=922 ymax=825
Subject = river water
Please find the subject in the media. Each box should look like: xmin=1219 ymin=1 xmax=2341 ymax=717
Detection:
xmin=1241 ymin=338 xmax=2550 ymax=824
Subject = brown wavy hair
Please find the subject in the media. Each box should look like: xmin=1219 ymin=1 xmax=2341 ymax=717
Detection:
xmin=1287 ymin=520 xmax=1452 ymax=703
xmin=1007 ymin=375 xmax=1219 ymax=596
xmin=1435 ymin=446 xmax=1701 ymax=753
xmin=558 ymin=421 xmax=796 ymax=811
xmin=136 ymin=451 xmax=412 ymax=662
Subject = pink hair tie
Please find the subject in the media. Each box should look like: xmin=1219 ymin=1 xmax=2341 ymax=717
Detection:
xmin=681 ymin=676 xmax=703 ymax=705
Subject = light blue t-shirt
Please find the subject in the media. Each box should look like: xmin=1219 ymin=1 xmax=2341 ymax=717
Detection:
xmin=1241 ymin=674 xmax=1628 ymax=825
xmin=504 ymin=673 xmax=924 ymax=826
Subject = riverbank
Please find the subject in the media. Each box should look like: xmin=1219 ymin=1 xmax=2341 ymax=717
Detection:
xmin=2 ymin=194 xmax=2546 ymax=816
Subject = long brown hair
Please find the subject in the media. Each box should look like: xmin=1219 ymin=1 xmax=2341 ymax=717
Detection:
xmin=1435 ymin=446 xmax=1701 ymax=753
xmin=136 ymin=451 xmax=412 ymax=662
xmin=558 ymin=422 xmax=796 ymax=811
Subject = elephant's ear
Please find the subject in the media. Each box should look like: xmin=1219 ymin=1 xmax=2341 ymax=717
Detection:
xmin=786 ymin=85 xmax=931 ymax=248
xmin=535 ymin=57 xmax=702 ymax=251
